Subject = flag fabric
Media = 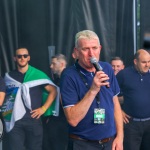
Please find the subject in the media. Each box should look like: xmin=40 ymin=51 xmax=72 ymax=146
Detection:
xmin=2 ymin=65 xmax=59 ymax=132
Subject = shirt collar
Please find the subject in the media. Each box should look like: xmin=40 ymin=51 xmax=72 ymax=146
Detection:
xmin=74 ymin=61 xmax=95 ymax=76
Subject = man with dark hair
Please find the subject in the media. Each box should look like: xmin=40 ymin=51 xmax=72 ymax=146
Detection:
xmin=110 ymin=56 xmax=125 ymax=104
xmin=116 ymin=49 xmax=150 ymax=150
xmin=42 ymin=54 xmax=68 ymax=150
xmin=110 ymin=57 xmax=125 ymax=75
xmin=2 ymin=48 xmax=58 ymax=150
xmin=50 ymin=54 xmax=67 ymax=85
xmin=60 ymin=30 xmax=123 ymax=150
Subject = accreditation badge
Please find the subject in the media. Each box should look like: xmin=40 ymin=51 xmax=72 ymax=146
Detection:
xmin=94 ymin=108 xmax=105 ymax=124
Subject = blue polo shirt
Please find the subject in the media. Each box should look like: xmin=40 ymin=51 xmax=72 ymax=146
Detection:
xmin=116 ymin=66 xmax=150 ymax=118
xmin=60 ymin=61 xmax=120 ymax=140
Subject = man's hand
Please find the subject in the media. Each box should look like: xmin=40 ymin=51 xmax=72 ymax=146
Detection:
xmin=122 ymin=110 xmax=131 ymax=124
xmin=31 ymin=107 xmax=45 ymax=119
xmin=90 ymin=71 xmax=109 ymax=93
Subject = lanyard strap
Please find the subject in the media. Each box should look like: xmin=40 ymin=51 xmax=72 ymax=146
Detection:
xmin=75 ymin=64 xmax=100 ymax=108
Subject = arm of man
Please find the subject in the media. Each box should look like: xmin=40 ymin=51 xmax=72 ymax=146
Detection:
xmin=31 ymin=84 xmax=57 ymax=119
xmin=112 ymin=96 xmax=123 ymax=150
xmin=0 ymin=92 xmax=5 ymax=106
xmin=64 ymin=89 xmax=98 ymax=127
xmin=64 ymin=71 xmax=109 ymax=127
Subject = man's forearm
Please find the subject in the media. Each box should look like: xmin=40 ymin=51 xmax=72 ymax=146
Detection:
xmin=64 ymin=89 xmax=98 ymax=127
xmin=114 ymin=96 xmax=124 ymax=140
xmin=0 ymin=92 xmax=5 ymax=106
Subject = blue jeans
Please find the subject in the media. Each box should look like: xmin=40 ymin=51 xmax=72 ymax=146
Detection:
xmin=6 ymin=117 xmax=43 ymax=150
xmin=124 ymin=119 xmax=150 ymax=150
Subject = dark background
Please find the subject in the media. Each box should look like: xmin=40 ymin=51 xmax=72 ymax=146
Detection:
xmin=0 ymin=0 xmax=149 ymax=76
xmin=1 ymin=0 xmax=150 ymax=149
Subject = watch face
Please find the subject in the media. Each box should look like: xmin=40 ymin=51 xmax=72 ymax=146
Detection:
xmin=0 ymin=115 xmax=4 ymax=141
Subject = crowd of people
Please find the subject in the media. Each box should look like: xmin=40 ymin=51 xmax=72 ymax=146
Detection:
xmin=0 ymin=30 xmax=150 ymax=150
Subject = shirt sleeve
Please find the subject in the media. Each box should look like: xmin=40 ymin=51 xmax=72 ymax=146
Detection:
xmin=60 ymin=69 xmax=80 ymax=107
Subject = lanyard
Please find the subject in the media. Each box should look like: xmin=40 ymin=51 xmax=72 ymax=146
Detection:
xmin=75 ymin=63 xmax=100 ymax=108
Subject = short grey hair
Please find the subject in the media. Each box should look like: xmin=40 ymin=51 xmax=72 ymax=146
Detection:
xmin=51 ymin=54 xmax=67 ymax=66
xmin=75 ymin=30 xmax=100 ymax=48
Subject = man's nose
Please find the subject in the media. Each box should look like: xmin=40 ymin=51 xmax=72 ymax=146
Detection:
xmin=88 ymin=49 xmax=94 ymax=56
xmin=114 ymin=66 xmax=118 ymax=70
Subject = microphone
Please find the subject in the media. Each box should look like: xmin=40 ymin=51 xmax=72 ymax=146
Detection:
xmin=90 ymin=57 xmax=102 ymax=71
xmin=90 ymin=57 xmax=109 ymax=88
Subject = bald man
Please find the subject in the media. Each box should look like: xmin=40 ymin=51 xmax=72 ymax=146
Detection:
xmin=116 ymin=49 xmax=150 ymax=150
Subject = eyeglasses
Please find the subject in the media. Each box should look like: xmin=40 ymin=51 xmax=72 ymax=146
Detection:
xmin=16 ymin=54 xmax=29 ymax=59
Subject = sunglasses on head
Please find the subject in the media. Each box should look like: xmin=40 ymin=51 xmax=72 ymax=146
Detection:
xmin=16 ymin=54 xmax=29 ymax=59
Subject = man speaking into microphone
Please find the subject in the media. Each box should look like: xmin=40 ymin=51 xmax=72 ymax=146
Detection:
xmin=60 ymin=30 xmax=123 ymax=150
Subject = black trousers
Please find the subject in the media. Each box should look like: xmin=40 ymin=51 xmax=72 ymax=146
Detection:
xmin=124 ymin=119 xmax=150 ymax=150
xmin=42 ymin=116 xmax=68 ymax=150
xmin=3 ymin=118 xmax=43 ymax=150
xmin=67 ymin=138 xmax=114 ymax=150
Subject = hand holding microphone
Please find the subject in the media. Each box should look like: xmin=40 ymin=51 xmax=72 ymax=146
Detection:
xmin=90 ymin=57 xmax=110 ymax=88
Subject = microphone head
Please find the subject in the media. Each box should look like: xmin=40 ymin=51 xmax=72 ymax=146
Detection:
xmin=90 ymin=57 xmax=98 ymax=64
xmin=90 ymin=57 xmax=102 ymax=71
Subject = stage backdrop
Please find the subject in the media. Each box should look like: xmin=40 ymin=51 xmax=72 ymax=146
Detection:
xmin=0 ymin=0 xmax=134 ymax=76
xmin=140 ymin=0 xmax=150 ymax=49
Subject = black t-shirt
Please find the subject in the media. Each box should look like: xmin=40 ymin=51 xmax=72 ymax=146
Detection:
xmin=0 ymin=76 xmax=6 ymax=92
xmin=9 ymin=70 xmax=45 ymax=118
xmin=51 ymin=70 xmax=67 ymax=121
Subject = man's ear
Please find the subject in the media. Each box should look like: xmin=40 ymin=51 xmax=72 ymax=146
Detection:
xmin=134 ymin=59 xmax=137 ymax=65
xmin=62 ymin=62 xmax=66 ymax=69
xmin=99 ymin=45 xmax=102 ymax=51
xmin=27 ymin=55 xmax=30 ymax=61
xmin=74 ymin=48 xmax=79 ymax=59
xmin=122 ymin=65 xmax=125 ymax=69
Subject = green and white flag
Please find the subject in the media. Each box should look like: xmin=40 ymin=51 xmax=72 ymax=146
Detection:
xmin=2 ymin=65 xmax=59 ymax=132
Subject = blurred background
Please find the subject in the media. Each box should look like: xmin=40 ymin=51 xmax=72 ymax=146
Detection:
xmin=0 ymin=0 xmax=150 ymax=76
